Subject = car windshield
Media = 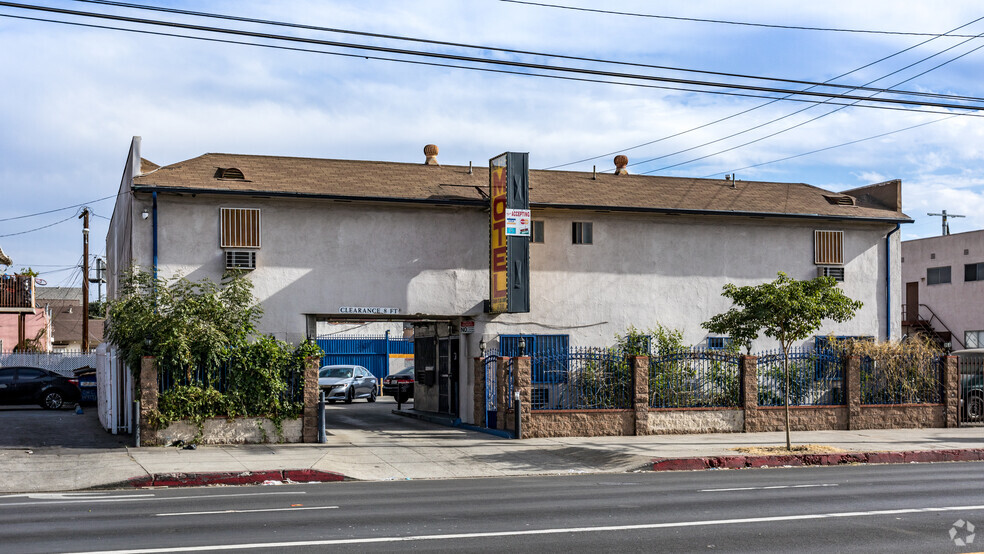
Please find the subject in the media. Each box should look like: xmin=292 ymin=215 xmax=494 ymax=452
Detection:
xmin=394 ymin=367 xmax=413 ymax=377
xmin=320 ymin=367 xmax=353 ymax=379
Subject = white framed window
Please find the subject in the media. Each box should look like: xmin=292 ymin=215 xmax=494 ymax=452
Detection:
xmin=966 ymin=330 xmax=984 ymax=348
xmin=927 ymin=266 xmax=951 ymax=285
xmin=572 ymin=222 xmax=593 ymax=245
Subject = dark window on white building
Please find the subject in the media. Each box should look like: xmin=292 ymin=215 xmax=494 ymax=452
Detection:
xmin=927 ymin=266 xmax=951 ymax=285
xmin=965 ymin=262 xmax=984 ymax=282
xmin=572 ymin=222 xmax=593 ymax=245
xmin=532 ymin=220 xmax=545 ymax=243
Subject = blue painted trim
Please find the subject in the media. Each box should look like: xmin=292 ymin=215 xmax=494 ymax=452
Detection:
xmin=886 ymin=224 xmax=900 ymax=341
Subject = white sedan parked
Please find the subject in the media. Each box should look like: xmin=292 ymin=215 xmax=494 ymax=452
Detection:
xmin=318 ymin=365 xmax=377 ymax=403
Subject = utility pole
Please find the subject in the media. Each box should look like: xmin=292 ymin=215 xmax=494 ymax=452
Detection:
xmin=927 ymin=209 xmax=965 ymax=236
xmin=79 ymin=208 xmax=90 ymax=352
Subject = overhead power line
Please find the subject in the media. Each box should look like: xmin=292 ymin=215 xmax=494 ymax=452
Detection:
xmin=0 ymin=214 xmax=78 ymax=238
xmin=72 ymin=0 xmax=984 ymax=104
xmin=0 ymin=2 xmax=982 ymax=112
xmin=0 ymin=193 xmax=116 ymax=223
xmin=6 ymin=12 xmax=984 ymax=122
xmin=500 ymin=0 xmax=984 ymax=39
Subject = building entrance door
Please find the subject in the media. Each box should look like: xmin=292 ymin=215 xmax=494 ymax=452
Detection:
xmin=905 ymin=282 xmax=919 ymax=322
xmin=437 ymin=336 xmax=460 ymax=417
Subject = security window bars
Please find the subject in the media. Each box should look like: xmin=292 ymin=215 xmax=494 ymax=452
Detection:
xmin=706 ymin=337 xmax=729 ymax=349
xmin=965 ymin=262 xmax=984 ymax=282
xmin=927 ymin=266 xmax=951 ymax=285
xmin=572 ymin=221 xmax=593 ymax=245
xmin=817 ymin=266 xmax=845 ymax=282
xmin=814 ymin=230 xmax=844 ymax=265
xmin=220 ymin=208 xmax=261 ymax=248
xmin=532 ymin=220 xmax=545 ymax=243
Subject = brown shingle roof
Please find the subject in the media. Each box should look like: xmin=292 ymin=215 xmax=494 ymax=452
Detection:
xmin=132 ymin=153 xmax=910 ymax=222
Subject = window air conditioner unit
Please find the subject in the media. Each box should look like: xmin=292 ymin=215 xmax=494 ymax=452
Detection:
xmin=817 ymin=266 xmax=844 ymax=282
xmin=225 ymin=250 xmax=256 ymax=270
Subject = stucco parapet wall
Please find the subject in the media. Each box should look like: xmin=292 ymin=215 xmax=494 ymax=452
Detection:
xmin=648 ymin=408 xmax=743 ymax=434
xmin=152 ymin=417 xmax=303 ymax=445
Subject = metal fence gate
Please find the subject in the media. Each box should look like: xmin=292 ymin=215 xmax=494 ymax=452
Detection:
xmin=315 ymin=332 xmax=414 ymax=384
xmin=960 ymin=353 xmax=983 ymax=426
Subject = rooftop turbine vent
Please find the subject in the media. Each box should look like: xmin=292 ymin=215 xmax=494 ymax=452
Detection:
xmin=614 ymin=155 xmax=628 ymax=175
xmin=424 ymin=144 xmax=439 ymax=166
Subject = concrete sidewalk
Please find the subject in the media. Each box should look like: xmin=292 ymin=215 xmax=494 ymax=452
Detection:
xmin=1 ymin=423 xmax=982 ymax=493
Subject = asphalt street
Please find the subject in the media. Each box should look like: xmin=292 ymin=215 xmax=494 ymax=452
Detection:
xmin=1 ymin=461 xmax=982 ymax=553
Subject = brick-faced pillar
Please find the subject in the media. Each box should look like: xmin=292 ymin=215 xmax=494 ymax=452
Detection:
xmin=845 ymin=355 xmax=862 ymax=430
xmin=496 ymin=357 xmax=509 ymax=431
xmin=514 ymin=356 xmax=532 ymax=439
xmin=302 ymin=355 xmax=320 ymax=443
xmin=944 ymin=355 xmax=959 ymax=428
xmin=632 ymin=356 xmax=649 ymax=436
xmin=740 ymin=355 xmax=757 ymax=432
xmin=139 ymin=356 xmax=159 ymax=446
xmin=473 ymin=358 xmax=486 ymax=427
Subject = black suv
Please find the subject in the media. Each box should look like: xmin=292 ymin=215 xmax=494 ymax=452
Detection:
xmin=0 ymin=366 xmax=82 ymax=409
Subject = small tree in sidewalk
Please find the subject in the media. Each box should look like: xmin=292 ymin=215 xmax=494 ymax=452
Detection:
xmin=702 ymin=272 xmax=862 ymax=450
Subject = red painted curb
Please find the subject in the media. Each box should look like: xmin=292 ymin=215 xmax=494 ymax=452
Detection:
xmin=127 ymin=469 xmax=347 ymax=488
xmin=651 ymin=448 xmax=984 ymax=472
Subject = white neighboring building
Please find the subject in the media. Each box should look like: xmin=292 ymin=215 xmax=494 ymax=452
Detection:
xmin=107 ymin=137 xmax=911 ymax=422
xmin=901 ymin=229 xmax=984 ymax=350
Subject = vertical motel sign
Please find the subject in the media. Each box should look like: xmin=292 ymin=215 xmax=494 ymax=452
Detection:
xmin=489 ymin=152 xmax=531 ymax=313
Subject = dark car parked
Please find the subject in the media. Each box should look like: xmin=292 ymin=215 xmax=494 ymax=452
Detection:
xmin=0 ymin=366 xmax=82 ymax=409
xmin=382 ymin=367 xmax=414 ymax=400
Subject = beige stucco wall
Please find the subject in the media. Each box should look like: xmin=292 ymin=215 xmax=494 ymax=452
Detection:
xmin=124 ymin=192 xmax=901 ymax=424
xmin=154 ymin=417 xmax=303 ymax=445
xmin=901 ymin=229 xmax=984 ymax=348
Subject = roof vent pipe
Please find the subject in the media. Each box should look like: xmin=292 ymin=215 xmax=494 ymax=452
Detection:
xmin=592 ymin=165 xmax=596 ymax=180
xmin=424 ymin=144 xmax=439 ymax=165
xmin=469 ymin=161 xmax=473 ymax=175
xmin=614 ymin=155 xmax=629 ymax=175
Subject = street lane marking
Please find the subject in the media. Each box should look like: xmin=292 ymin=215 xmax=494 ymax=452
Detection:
xmin=0 ymin=491 xmax=304 ymax=507
xmin=156 ymin=506 xmax=338 ymax=517
xmin=701 ymin=484 xmax=839 ymax=492
xmin=63 ymin=504 xmax=984 ymax=553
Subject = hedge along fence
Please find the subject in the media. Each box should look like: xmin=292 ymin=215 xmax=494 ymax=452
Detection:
xmin=150 ymin=336 xmax=319 ymax=432
xmin=860 ymin=355 xmax=944 ymax=405
xmin=649 ymin=348 xmax=741 ymax=408
xmin=756 ymin=347 xmax=844 ymax=407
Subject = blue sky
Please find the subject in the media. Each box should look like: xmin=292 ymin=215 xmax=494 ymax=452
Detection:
xmin=1 ymin=0 xmax=983 ymax=293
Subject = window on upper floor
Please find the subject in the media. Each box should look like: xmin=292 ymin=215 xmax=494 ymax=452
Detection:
xmin=927 ymin=266 xmax=951 ymax=285
xmin=220 ymin=208 xmax=261 ymax=249
xmin=966 ymin=330 xmax=984 ymax=348
xmin=965 ymin=262 xmax=984 ymax=282
xmin=814 ymin=230 xmax=844 ymax=265
xmin=532 ymin=220 xmax=545 ymax=243
xmin=572 ymin=222 xmax=593 ymax=245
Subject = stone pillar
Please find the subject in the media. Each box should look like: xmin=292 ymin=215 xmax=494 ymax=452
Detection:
xmin=514 ymin=356 xmax=532 ymax=439
xmin=944 ymin=355 xmax=959 ymax=428
xmin=302 ymin=356 xmax=320 ymax=443
xmin=844 ymin=355 xmax=862 ymax=430
xmin=473 ymin=358 xmax=486 ymax=427
xmin=496 ymin=357 xmax=509 ymax=431
xmin=139 ymin=356 xmax=159 ymax=446
xmin=740 ymin=355 xmax=757 ymax=432
xmin=632 ymin=356 xmax=649 ymax=436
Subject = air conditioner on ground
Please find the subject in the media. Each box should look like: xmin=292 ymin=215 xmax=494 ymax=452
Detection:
xmin=225 ymin=250 xmax=257 ymax=270
xmin=817 ymin=266 xmax=844 ymax=282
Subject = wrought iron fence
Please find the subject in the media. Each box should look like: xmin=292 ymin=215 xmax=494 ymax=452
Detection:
xmin=649 ymin=348 xmax=740 ymax=408
xmin=483 ymin=354 xmax=498 ymax=428
xmin=504 ymin=358 xmax=515 ymax=410
xmin=157 ymin=359 xmax=305 ymax=405
xmin=528 ymin=347 xmax=632 ymax=410
xmin=0 ymin=351 xmax=97 ymax=376
xmin=861 ymin=355 xmax=943 ymax=405
xmin=756 ymin=347 xmax=844 ymax=406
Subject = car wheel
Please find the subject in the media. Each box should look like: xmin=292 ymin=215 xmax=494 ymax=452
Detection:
xmin=42 ymin=390 xmax=65 ymax=410
xmin=367 ymin=388 xmax=376 ymax=403
xmin=967 ymin=394 xmax=984 ymax=421
xmin=327 ymin=399 xmax=337 ymax=404
xmin=344 ymin=388 xmax=354 ymax=404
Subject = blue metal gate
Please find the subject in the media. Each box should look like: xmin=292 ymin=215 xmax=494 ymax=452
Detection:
xmin=315 ymin=332 xmax=414 ymax=384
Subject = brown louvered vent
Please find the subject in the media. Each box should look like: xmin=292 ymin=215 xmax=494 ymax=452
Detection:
xmin=215 ymin=167 xmax=246 ymax=180
xmin=815 ymin=230 xmax=844 ymax=265
xmin=220 ymin=208 xmax=261 ymax=248
xmin=823 ymin=194 xmax=855 ymax=206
